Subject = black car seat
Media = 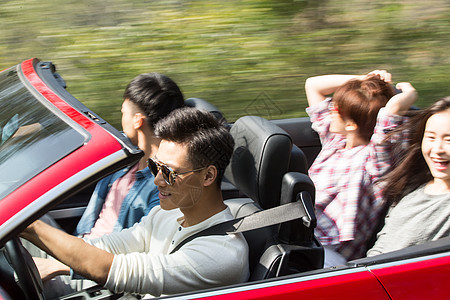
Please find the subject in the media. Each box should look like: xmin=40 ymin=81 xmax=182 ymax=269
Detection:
xmin=223 ymin=116 xmax=323 ymax=281
xmin=289 ymin=144 xmax=309 ymax=175
xmin=184 ymin=97 xmax=309 ymax=194
xmin=224 ymin=116 xmax=292 ymax=210
xmin=184 ymin=97 xmax=227 ymax=125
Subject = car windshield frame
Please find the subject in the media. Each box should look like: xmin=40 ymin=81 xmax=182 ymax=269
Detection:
xmin=0 ymin=65 xmax=88 ymax=201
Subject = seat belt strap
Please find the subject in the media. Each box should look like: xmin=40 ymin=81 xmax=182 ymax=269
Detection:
xmin=170 ymin=201 xmax=306 ymax=254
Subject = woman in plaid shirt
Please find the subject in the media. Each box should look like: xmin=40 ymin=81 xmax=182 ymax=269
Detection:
xmin=304 ymin=70 xmax=418 ymax=263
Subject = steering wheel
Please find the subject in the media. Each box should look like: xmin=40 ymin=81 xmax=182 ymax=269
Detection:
xmin=4 ymin=237 xmax=44 ymax=300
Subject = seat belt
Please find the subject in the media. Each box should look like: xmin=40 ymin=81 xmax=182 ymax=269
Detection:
xmin=170 ymin=192 xmax=314 ymax=254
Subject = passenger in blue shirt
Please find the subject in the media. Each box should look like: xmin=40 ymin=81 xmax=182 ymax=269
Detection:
xmin=74 ymin=73 xmax=184 ymax=237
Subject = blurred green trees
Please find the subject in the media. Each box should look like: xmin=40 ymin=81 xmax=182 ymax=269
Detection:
xmin=1 ymin=0 xmax=449 ymax=128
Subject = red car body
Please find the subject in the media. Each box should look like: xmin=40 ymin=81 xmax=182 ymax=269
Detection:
xmin=0 ymin=59 xmax=449 ymax=300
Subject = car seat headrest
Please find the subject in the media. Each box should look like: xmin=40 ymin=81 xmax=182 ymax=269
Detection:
xmin=224 ymin=116 xmax=292 ymax=209
xmin=184 ymin=97 xmax=227 ymax=124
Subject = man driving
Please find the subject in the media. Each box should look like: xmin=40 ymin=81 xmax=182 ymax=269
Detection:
xmin=21 ymin=107 xmax=249 ymax=297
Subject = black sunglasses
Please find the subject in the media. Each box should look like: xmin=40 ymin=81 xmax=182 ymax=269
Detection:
xmin=147 ymin=158 xmax=207 ymax=185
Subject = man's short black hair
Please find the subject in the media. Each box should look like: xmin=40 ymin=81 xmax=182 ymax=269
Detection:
xmin=154 ymin=107 xmax=234 ymax=186
xmin=123 ymin=73 xmax=184 ymax=130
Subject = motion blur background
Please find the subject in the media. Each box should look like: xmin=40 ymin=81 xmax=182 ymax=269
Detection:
xmin=1 ymin=0 xmax=448 ymax=128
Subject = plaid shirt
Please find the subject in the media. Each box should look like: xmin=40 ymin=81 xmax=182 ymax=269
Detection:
xmin=307 ymin=98 xmax=407 ymax=260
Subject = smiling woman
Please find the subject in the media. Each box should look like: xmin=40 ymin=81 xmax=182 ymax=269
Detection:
xmin=422 ymin=109 xmax=450 ymax=191
xmin=367 ymin=96 xmax=450 ymax=257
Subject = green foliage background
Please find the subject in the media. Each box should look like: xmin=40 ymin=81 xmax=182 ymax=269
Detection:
xmin=1 ymin=0 xmax=449 ymax=128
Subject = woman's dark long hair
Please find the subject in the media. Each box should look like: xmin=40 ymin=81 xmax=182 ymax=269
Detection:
xmin=381 ymin=96 xmax=450 ymax=205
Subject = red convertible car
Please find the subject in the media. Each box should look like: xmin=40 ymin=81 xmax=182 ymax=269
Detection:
xmin=0 ymin=58 xmax=448 ymax=300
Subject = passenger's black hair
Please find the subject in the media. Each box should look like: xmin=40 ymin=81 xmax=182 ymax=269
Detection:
xmin=123 ymin=73 xmax=184 ymax=130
